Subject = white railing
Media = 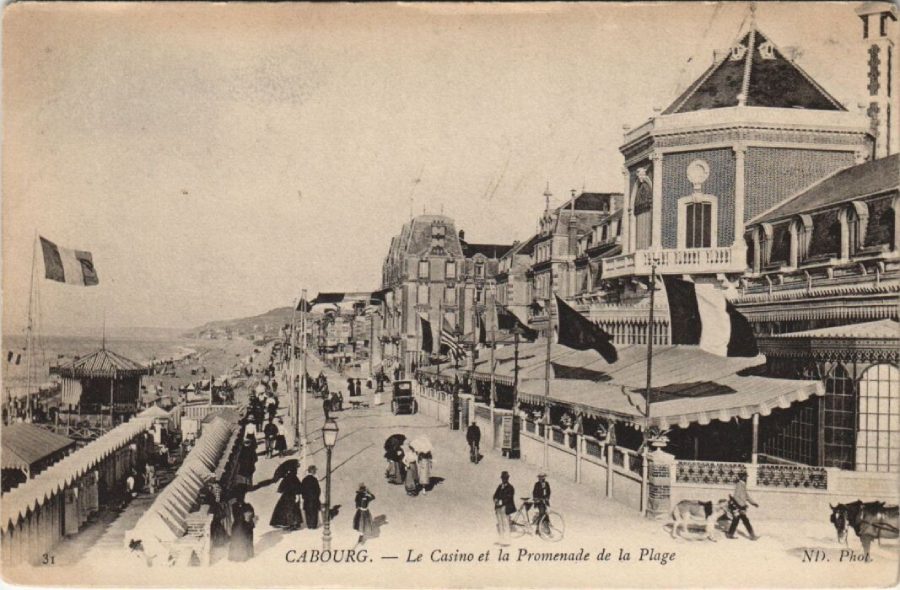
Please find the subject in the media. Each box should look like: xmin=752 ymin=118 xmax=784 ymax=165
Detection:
xmin=602 ymin=246 xmax=746 ymax=278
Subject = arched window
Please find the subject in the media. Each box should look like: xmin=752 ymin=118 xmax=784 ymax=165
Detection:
xmin=841 ymin=201 xmax=869 ymax=259
xmin=856 ymin=363 xmax=900 ymax=472
xmin=745 ymin=229 xmax=758 ymax=272
xmin=632 ymin=171 xmax=653 ymax=250
xmin=789 ymin=215 xmax=813 ymax=266
xmin=863 ymin=195 xmax=897 ymax=251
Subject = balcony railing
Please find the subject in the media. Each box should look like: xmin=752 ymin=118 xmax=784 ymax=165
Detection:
xmin=602 ymin=246 xmax=746 ymax=278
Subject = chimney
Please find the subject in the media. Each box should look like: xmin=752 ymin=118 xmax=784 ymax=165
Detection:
xmin=858 ymin=2 xmax=899 ymax=158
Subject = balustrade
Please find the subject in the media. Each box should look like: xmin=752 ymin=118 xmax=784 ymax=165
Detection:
xmin=757 ymin=463 xmax=827 ymax=490
xmin=676 ymin=460 xmax=747 ymax=485
xmin=603 ymin=246 xmax=745 ymax=278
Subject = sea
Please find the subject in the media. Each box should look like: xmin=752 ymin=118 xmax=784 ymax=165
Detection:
xmin=1 ymin=331 xmax=200 ymax=401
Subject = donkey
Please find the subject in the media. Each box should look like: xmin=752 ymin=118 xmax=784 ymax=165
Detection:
xmin=671 ymin=499 xmax=728 ymax=540
xmin=830 ymin=500 xmax=899 ymax=556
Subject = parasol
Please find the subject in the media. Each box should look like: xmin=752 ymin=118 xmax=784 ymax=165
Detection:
xmin=273 ymin=459 xmax=300 ymax=481
xmin=409 ymin=436 xmax=432 ymax=454
xmin=384 ymin=434 xmax=406 ymax=452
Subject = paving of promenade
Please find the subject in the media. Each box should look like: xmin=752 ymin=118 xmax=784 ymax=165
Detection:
xmin=27 ymin=349 xmax=897 ymax=587
xmin=200 ymin=353 xmax=897 ymax=588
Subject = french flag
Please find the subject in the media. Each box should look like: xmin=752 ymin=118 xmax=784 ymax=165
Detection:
xmin=40 ymin=237 xmax=99 ymax=286
xmin=662 ymin=276 xmax=758 ymax=357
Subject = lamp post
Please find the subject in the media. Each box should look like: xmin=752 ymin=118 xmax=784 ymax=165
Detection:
xmin=321 ymin=418 xmax=339 ymax=551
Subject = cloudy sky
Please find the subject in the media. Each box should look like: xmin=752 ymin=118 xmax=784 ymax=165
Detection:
xmin=3 ymin=2 xmax=869 ymax=332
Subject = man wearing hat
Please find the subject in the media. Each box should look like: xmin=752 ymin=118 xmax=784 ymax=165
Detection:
xmin=532 ymin=472 xmax=551 ymax=534
xmin=726 ymin=472 xmax=759 ymax=540
xmin=492 ymin=471 xmax=516 ymax=545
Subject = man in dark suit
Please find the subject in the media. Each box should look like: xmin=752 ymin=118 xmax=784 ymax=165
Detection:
xmin=492 ymin=471 xmax=516 ymax=545
xmin=299 ymin=466 xmax=322 ymax=529
xmin=466 ymin=422 xmax=481 ymax=464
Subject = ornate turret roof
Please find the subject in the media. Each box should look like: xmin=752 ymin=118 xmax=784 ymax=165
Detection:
xmin=53 ymin=348 xmax=148 ymax=379
xmin=663 ymin=27 xmax=846 ymax=115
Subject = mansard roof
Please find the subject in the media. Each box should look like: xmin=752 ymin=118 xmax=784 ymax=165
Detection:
xmin=663 ymin=28 xmax=845 ymax=115
xmin=461 ymin=242 xmax=514 ymax=260
xmin=752 ymin=154 xmax=900 ymax=224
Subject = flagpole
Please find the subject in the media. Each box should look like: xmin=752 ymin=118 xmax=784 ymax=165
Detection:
xmin=544 ymin=295 xmax=553 ymax=469
xmin=437 ymin=298 xmax=442 ymax=378
xmin=289 ymin=299 xmax=298 ymax=451
xmin=642 ymin=261 xmax=657 ymax=516
xmin=300 ymin=289 xmax=309 ymax=465
xmin=25 ymin=233 xmax=38 ymax=422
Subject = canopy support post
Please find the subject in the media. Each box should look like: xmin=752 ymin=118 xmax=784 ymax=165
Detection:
xmin=751 ymin=413 xmax=759 ymax=465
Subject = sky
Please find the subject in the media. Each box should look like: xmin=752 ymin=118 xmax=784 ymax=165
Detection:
xmin=2 ymin=2 xmax=872 ymax=332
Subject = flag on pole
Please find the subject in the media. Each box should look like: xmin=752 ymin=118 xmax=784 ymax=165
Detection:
xmin=496 ymin=305 xmax=538 ymax=341
xmin=40 ymin=237 xmax=99 ymax=286
xmin=554 ymin=296 xmax=618 ymax=363
xmin=662 ymin=276 xmax=758 ymax=357
xmin=6 ymin=351 xmax=21 ymax=365
xmin=296 ymin=299 xmax=313 ymax=312
xmin=418 ymin=314 xmax=434 ymax=354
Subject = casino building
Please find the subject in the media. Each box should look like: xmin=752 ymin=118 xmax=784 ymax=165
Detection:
xmin=529 ymin=7 xmax=899 ymax=476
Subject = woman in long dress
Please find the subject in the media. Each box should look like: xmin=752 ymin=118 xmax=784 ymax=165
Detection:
xmin=353 ymin=484 xmax=376 ymax=546
xmin=228 ymin=502 xmax=257 ymax=562
xmin=404 ymin=450 xmax=420 ymax=496
xmin=270 ymin=468 xmax=303 ymax=530
xmin=385 ymin=446 xmax=405 ymax=485
xmin=417 ymin=451 xmax=433 ymax=494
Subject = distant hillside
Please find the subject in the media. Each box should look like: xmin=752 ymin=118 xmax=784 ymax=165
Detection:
xmin=185 ymin=306 xmax=294 ymax=339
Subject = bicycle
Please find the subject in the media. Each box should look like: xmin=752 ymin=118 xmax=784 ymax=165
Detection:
xmin=510 ymin=497 xmax=565 ymax=542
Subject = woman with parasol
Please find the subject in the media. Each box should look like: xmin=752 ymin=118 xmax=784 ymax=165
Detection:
xmin=270 ymin=463 xmax=303 ymax=531
xmin=384 ymin=434 xmax=406 ymax=485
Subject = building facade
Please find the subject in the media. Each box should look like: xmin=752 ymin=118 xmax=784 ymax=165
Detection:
xmin=380 ymin=215 xmax=510 ymax=374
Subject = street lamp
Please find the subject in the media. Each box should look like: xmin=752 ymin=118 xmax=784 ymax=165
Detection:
xmin=321 ymin=418 xmax=339 ymax=551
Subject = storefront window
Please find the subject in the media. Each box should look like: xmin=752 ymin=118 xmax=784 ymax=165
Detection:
xmin=856 ymin=363 xmax=900 ymax=472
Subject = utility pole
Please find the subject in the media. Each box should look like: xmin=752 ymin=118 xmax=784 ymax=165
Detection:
xmin=300 ymin=289 xmax=309 ymax=465
xmin=641 ymin=262 xmax=657 ymax=516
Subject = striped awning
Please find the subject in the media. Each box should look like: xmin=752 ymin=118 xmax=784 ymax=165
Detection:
xmin=2 ymin=417 xmax=153 ymax=531
xmin=1 ymin=423 xmax=76 ymax=472
xmin=124 ymin=418 xmax=238 ymax=548
xmin=508 ymin=344 xmax=823 ymax=429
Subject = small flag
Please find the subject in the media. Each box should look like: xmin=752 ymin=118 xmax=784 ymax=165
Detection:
xmin=662 ymin=276 xmax=758 ymax=357
xmin=40 ymin=237 xmax=99 ymax=286
xmin=440 ymin=318 xmax=465 ymax=360
xmin=296 ymin=299 xmax=312 ymax=312
xmin=418 ymin=314 xmax=434 ymax=354
xmin=555 ymin=296 xmax=617 ymax=363
xmin=496 ymin=305 xmax=538 ymax=341
xmin=6 ymin=351 xmax=20 ymax=364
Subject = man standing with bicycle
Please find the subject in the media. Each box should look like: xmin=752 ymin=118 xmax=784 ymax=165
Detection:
xmin=493 ymin=471 xmax=516 ymax=545
xmin=532 ymin=472 xmax=551 ymax=535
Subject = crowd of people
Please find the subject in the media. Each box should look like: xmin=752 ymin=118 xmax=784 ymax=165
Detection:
xmin=383 ymin=435 xmax=434 ymax=497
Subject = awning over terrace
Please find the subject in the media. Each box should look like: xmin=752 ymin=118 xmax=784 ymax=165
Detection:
xmin=462 ymin=341 xmax=823 ymax=429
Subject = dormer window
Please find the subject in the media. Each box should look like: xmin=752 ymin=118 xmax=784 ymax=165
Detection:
xmin=790 ymin=215 xmax=813 ymax=266
xmin=475 ymin=261 xmax=485 ymax=278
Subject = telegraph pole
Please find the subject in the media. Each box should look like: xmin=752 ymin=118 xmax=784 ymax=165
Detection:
xmin=300 ymin=289 xmax=309 ymax=465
